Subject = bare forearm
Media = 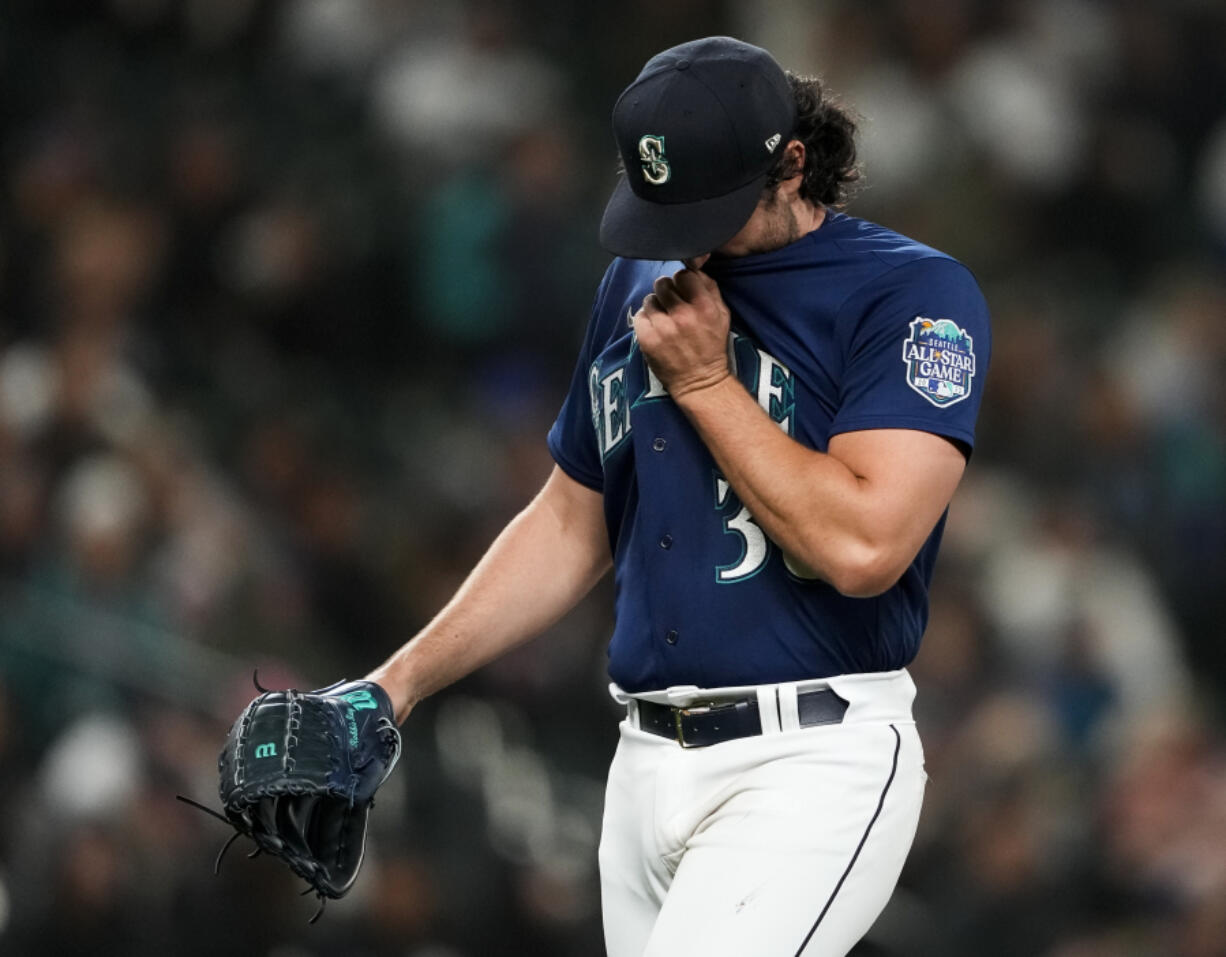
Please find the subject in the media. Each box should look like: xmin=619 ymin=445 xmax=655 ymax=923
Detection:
xmin=368 ymin=471 xmax=610 ymax=721
xmin=672 ymin=377 xmax=966 ymax=595
xmin=674 ymin=376 xmax=871 ymax=586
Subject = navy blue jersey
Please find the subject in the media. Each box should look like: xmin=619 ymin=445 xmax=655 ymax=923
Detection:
xmin=548 ymin=211 xmax=990 ymax=692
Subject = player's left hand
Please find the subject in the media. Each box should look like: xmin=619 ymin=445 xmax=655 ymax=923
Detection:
xmin=632 ymin=267 xmax=731 ymax=399
xmin=182 ymin=676 xmax=402 ymax=921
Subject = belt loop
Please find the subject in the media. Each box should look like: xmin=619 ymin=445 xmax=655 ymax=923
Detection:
xmin=755 ymin=686 xmax=781 ymax=735
xmin=627 ymin=699 xmax=640 ymax=729
xmin=778 ymin=684 xmax=801 ymax=732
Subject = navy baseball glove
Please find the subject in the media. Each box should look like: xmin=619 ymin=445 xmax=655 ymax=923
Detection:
xmin=184 ymin=677 xmax=401 ymax=920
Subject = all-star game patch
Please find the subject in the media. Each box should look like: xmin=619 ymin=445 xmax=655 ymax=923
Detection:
xmin=901 ymin=317 xmax=976 ymax=407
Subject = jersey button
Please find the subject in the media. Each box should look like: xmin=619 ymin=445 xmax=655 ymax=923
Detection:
xmin=659 ymin=534 xmax=673 ymax=549
xmin=665 ymin=629 xmax=679 ymax=645
xmin=652 ymin=437 xmax=667 ymax=452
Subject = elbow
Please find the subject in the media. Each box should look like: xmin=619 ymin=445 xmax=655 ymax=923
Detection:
xmin=823 ymin=543 xmax=905 ymax=599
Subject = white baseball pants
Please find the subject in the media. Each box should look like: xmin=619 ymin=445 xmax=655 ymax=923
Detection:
xmin=599 ymin=669 xmax=925 ymax=957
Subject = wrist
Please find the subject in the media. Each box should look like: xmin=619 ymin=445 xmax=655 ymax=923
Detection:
xmin=364 ymin=660 xmax=418 ymax=725
xmin=671 ymin=368 xmax=735 ymax=404
xmin=669 ymin=367 xmax=732 ymax=402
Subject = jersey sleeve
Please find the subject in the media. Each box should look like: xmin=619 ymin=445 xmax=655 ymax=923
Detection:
xmin=828 ymin=257 xmax=990 ymax=453
xmin=546 ymin=273 xmax=611 ymax=491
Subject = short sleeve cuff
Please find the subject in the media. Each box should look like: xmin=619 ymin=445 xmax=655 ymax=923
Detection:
xmin=546 ymin=431 xmax=604 ymax=491
xmin=827 ymin=414 xmax=975 ymax=454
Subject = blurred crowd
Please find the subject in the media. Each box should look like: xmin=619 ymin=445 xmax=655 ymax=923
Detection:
xmin=0 ymin=1 xmax=1224 ymax=955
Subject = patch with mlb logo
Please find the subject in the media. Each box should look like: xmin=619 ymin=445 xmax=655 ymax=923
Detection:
xmin=901 ymin=317 xmax=977 ymax=407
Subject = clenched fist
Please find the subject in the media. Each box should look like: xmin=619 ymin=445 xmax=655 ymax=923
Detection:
xmin=631 ymin=267 xmax=732 ymax=399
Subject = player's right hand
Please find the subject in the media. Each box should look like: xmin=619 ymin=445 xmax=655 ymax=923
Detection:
xmin=632 ymin=268 xmax=731 ymax=399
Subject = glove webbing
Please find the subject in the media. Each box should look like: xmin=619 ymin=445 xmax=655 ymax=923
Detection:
xmin=178 ymin=674 xmax=335 ymax=922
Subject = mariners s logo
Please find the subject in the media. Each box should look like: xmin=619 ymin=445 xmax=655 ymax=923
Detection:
xmin=901 ymin=317 xmax=976 ymax=407
xmin=638 ymin=135 xmax=670 ymax=185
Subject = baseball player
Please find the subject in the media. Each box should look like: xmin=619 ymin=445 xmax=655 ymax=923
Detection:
xmin=362 ymin=36 xmax=991 ymax=956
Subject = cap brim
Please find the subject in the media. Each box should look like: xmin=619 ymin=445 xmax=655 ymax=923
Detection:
xmin=599 ymin=173 xmax=766 ymax=261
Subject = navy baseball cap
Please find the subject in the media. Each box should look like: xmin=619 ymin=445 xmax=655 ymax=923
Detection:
xmin=599 ymin=36 xmax=796 ymax=261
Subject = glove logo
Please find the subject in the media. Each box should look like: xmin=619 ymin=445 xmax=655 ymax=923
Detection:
xmin=638 ymin=135 xmax=670 ymax=185
xmin=254 ymin=742 xmax=277 ymax=759
xmin=901 ymin=317 xmax=976 ymax=408
xmin=340 ymin=689 xmax=379 ymax=710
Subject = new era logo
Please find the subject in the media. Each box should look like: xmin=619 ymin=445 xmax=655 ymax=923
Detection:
xmin=764 ymin=133 xmax=782 ymax=153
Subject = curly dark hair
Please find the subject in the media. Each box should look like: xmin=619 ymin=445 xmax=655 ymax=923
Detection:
xmin=764 ymin=72 xmax=861 ymax=207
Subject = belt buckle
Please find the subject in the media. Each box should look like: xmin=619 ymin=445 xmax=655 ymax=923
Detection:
xmin=673 ymin=702 xmax=727 ymax=748
xmin=673 ymin=704 xmax=707 ymax=748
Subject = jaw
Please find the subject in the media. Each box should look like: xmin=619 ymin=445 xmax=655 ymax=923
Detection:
xmin=713 ymin=196 xmax=808 ymax=259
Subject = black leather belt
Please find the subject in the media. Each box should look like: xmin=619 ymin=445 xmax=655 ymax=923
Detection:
xmin=634 ymin=688 xmax=849 ymax=748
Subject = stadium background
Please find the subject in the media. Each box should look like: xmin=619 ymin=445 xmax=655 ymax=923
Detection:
xmin=1 ymin=1 xmax=1225 ymax=954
